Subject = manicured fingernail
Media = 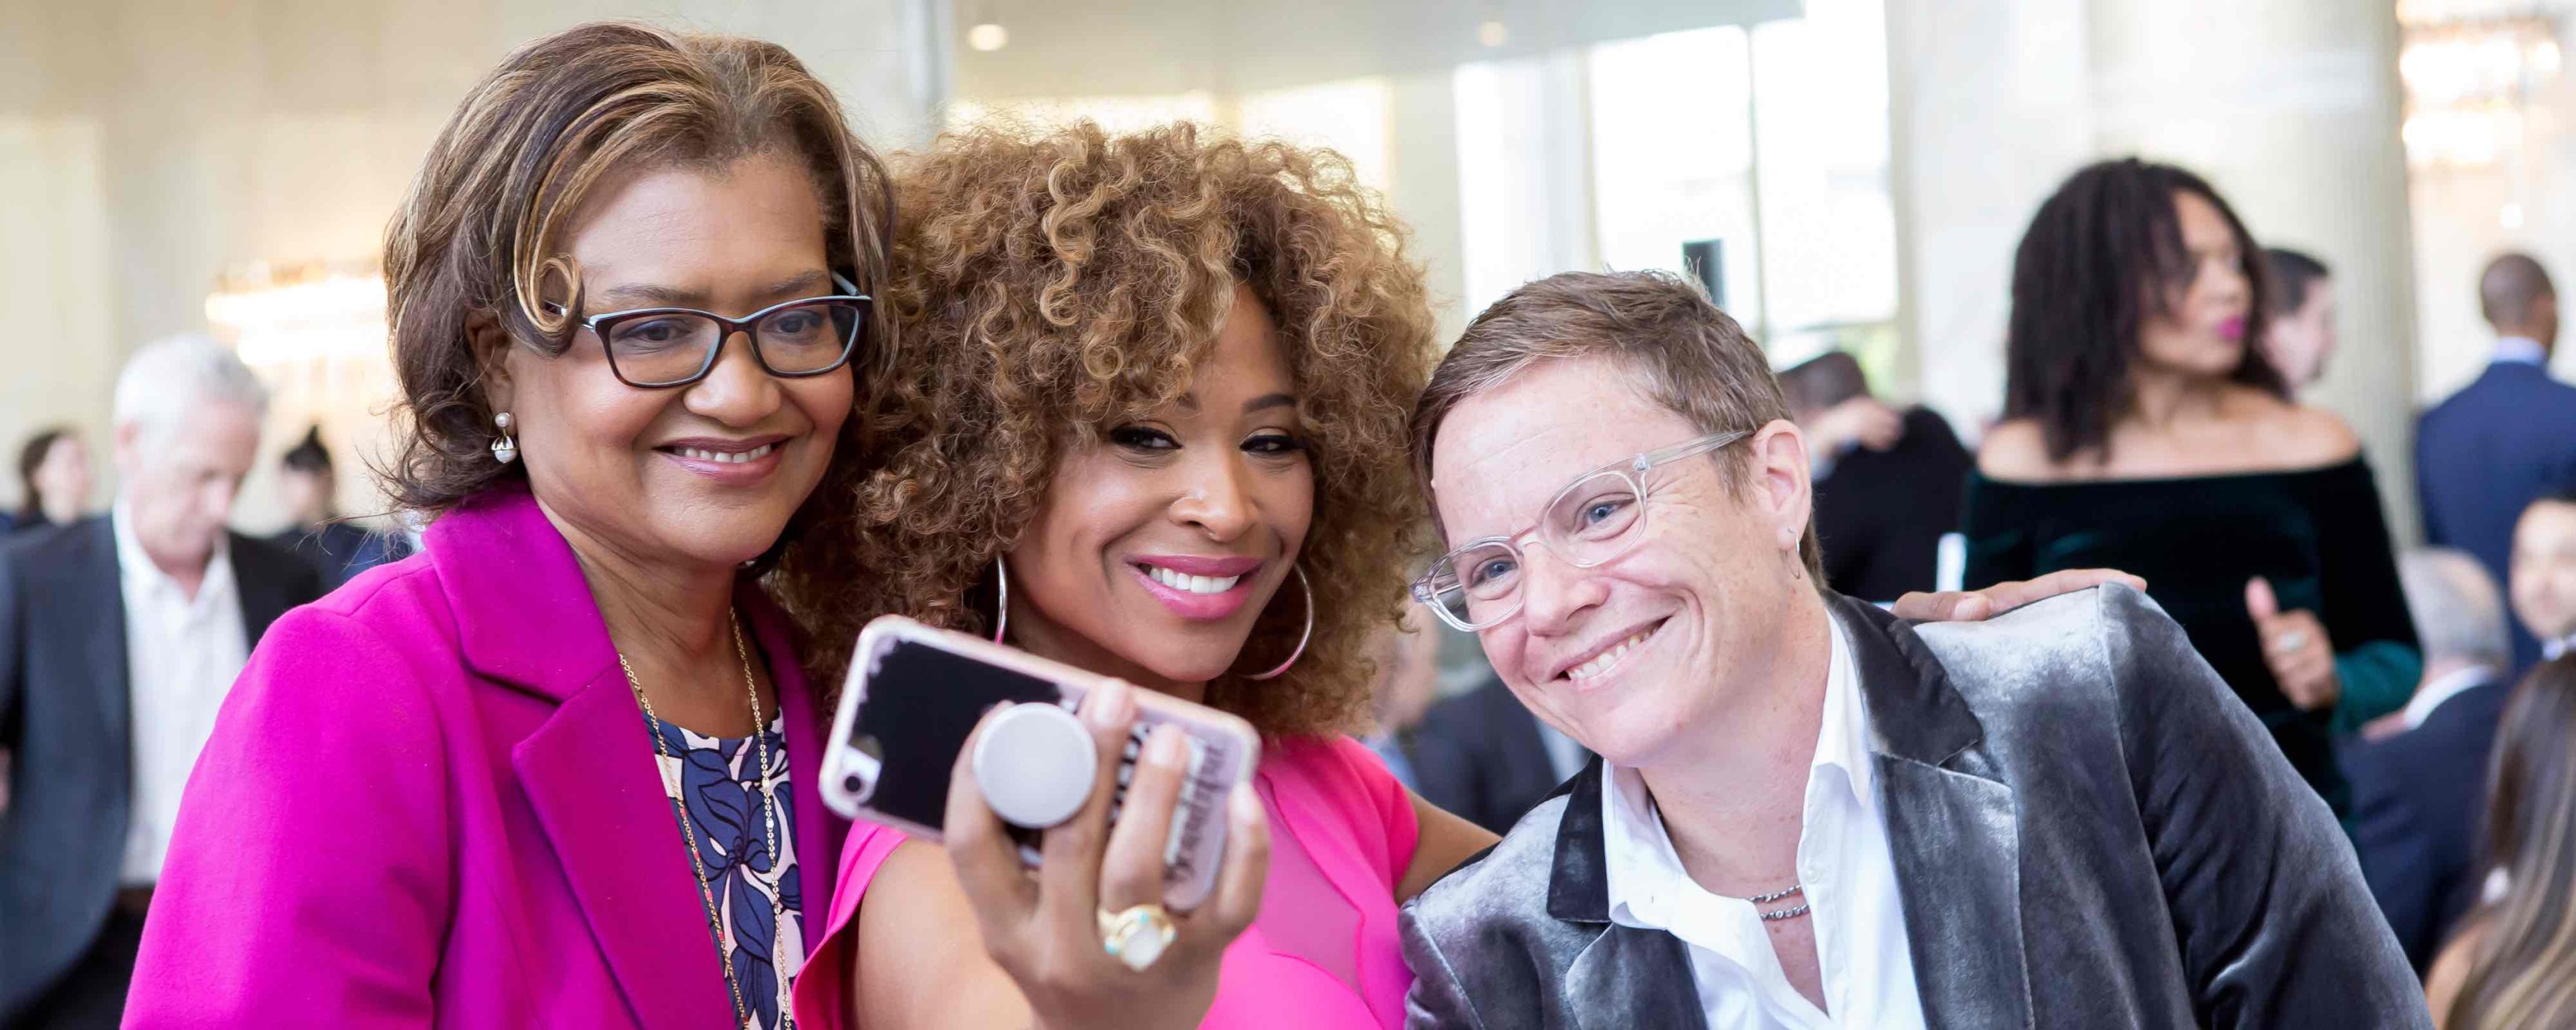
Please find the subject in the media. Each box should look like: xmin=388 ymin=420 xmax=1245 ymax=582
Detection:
xmin=1231 ymin=781 xmax=1260 ymax=822
xmin=1145 ymin=725 xmax=1187 ymax=767
xmin=1086 ymin=679 xmax=1133 ymax=730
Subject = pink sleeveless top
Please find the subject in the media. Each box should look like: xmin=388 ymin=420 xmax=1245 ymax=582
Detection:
xmin=791 ymin=735 xmax=1420 ymax=1029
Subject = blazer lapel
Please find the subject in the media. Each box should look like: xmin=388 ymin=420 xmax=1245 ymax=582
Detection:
xmin=1832 ymin=596 xmax=2033 ymax=1029
xmin=433 ymin=490 xmax=735 ymax=1029
xmin=65 ymin=518 xmax=132 ymax=757
xmin=1562 ymin=925 xmax=1709 ymax=1030
xmin=1542 ymin=759 xmax=1706 ymax=1028
xmin=514 ymin=671 xmax=738 ymax=1030
xmin=226 ymin=532 xmax=293 ymax=645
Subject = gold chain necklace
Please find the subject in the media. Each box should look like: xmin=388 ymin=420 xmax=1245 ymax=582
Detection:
xmin=620 ymin=611 xmax=793 ymax=1030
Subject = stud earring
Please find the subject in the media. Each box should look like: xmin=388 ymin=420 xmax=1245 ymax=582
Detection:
xmin=490 ymin=412 xmax=518 ymax=465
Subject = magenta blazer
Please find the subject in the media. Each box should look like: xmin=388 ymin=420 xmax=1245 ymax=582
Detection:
xmin=125 ymin=487 xmax=849 ymax=1029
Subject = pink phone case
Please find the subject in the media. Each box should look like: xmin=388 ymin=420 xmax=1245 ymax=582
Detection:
xmin=822 ymin=615 xmax=1262 ymax=911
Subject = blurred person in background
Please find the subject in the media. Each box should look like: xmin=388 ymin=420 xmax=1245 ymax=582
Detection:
xmin=0 ymin=335 xmax=322 ymax=1028
xmin=2261 ymin=247 xmax=2336 ymax=393
xmin=2424 ymin=657 xmax=2576 ymax=1029
xmin=1363 ymin=608 xmax=1445 ymax=789
xmin=1777 ymin=349 xmax=1972 ymax=602
xmin=2418 ymin=253 xmax=2576 ymax=675
xmin=13 ymin=425 xmax=94 ymax=534
xmin=270 ymin=425 xmax=410 ymax=590
xmin=2341 ymin=549 xmax=2515 ymax=972
xmin=1407 ymin=665 xmax=1587 ymax=836
xmin=1964 ymin=157 xmax=2420 ymax=816
xmin=123 ymin=23 xmax=894 ymax=1029
xmin=2511 ymin=493 xmax=2576 ymax=663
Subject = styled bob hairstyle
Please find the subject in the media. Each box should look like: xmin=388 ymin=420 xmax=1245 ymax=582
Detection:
xmin=381 ymin=21 xmax=895 ymax=514
xmin=2003 ymin=157 xmax=2285 ymax=464
xmin=776 ymin=121 xmax=1438 ymax=737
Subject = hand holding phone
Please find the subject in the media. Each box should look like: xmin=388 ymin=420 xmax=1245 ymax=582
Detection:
xmin=824 ymin=616 xmax=1264 ymax=910
xmin=939 ymin=681 xmax=1272 ymax=1030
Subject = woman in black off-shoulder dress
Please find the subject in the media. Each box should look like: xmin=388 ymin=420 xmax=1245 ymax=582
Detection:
xmin=1961 ymin=158 xmax=2417 ymax=817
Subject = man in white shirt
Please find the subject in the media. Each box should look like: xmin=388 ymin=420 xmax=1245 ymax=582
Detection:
xmin=1399 ymin=271 xmax=2421 ymax=1029
xmin=0 ymin=336 xmax=323 ymax=1028
xmin=2342 ymin=549 xmax=2516 ymax=971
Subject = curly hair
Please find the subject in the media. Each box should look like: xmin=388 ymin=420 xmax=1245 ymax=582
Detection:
xmin=2003 ymin=157 xmax=2285 ymax=464
xmin=379 ymin=21 xmax=895 ymax=516
xmin=776 ymin=121 xmax=1438 ymax=738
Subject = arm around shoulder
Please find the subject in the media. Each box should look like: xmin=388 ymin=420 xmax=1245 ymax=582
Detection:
xmin=124 ymin=607 xmax=454 ymax=1028
xmin=2093 ymin=584 xmax=2427 ymax=1028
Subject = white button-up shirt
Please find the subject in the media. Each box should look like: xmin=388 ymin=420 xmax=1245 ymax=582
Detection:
xmin=114 ymin=505 xmax=249 ymax=886
xmin=2402 ymin=666 xmax=2496 ymax=731
xmin=1601 ymin=620 xmax=1927 ymax=1029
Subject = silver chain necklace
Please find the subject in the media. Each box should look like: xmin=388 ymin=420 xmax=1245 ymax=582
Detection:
xmin=1749 ymin=884 xmax=1810 ymax=923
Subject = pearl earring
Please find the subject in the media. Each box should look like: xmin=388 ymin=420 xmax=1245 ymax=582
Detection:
xmin=490 ymin=412 xmax=519 ymax=465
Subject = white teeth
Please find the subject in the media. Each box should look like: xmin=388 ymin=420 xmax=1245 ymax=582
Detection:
xmin=674 ymin=443 xmax=776 ymax=464
xmin=1564 ymin=627 xmax=1656 ymax=682
xmin=1144 ymin=565 xmax=1242 ymax=595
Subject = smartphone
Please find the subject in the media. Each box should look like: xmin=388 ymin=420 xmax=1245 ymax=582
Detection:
xmin=821 ymin=615 xmax=1262 ymax=911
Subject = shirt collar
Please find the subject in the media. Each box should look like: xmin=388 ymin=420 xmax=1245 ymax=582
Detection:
xmin=111 ymin=500 xmax=234 ymax=606
xmin=1600 ymin=614 xmax=1873 ymax=928
xmin=2404 ymin=665 xmax=2498 ymax=730
xmin=2495 ymin=337 xmax=2549 ymax=366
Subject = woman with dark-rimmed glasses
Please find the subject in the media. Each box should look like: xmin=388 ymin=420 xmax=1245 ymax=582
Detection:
xmin=125 ymin=23 xmax=890 ymax=1029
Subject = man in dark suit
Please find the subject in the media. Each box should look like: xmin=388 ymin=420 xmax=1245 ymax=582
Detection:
xmin=0 ymin=337 xmax=323 ymax=1027
xmin=1778 ymin=351 xmax=1972 ymax=602
xmin=1410 ymin=676 xmax=1588 ymax=834
xmin=2339 ymin=549 xmax=2514 ymax=972
xmin=2418 ymin=252 xmax=2576 ymax=673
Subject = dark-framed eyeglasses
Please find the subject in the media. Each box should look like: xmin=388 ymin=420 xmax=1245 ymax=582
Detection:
xmin=1410 ymin=429 xmax=1751 ymax=632
xmin=546 ymin=273 xmax=871 ymax=389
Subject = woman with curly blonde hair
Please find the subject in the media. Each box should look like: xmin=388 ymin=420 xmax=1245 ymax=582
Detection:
xmin=777 ymin=121 xmax=1493 ymax=1030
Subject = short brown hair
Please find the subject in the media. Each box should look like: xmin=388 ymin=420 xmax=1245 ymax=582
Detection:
xmin=774 ymin=122 xmax=1439 ymax=737
xmin=1409 ymin=269 xmax=1824 ymax=583
xmin=380 ymin=21 xmax=895 ymax=515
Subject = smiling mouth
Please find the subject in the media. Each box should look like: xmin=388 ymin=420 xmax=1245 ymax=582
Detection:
xmin=1561 ymin=619 xmax=1667 ymax=683
xmin=665 ymin=443 xmax=777 ymax=464
xmin=1137 ymin=563 xmax=1244 ymax=595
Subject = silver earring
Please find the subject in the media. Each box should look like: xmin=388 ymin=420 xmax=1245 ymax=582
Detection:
xmin=1245 ymin=565 xmax=1313 ymax=681
xmin=490 ymin=412 xmax=518 ymax=465
xmin=990 ymin=558 xmax=1010 ymax=644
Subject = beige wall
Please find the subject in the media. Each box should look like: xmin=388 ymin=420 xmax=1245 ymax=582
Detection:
xmin=0 ymin=0 xmax=933 ymax=528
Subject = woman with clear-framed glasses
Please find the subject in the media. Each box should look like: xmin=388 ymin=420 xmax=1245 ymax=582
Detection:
xmin=1415 ymin=431 xmax=1750 ymax=634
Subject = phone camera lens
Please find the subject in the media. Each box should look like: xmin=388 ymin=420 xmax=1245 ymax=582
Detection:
xmin=842 ymin=773 xmax=865 ymax=795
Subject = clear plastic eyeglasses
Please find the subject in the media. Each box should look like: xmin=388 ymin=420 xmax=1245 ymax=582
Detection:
xmin=1411 ymin=430 xmax=1750 ymax=632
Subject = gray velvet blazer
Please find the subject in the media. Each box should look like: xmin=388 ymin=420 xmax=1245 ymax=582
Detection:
xmin=1399 ymin=585 xmax=2428 ymax=1029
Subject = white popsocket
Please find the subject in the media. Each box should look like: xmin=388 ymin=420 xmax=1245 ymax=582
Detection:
xmin=973 ymin=703 xmax=1098 ymax=828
